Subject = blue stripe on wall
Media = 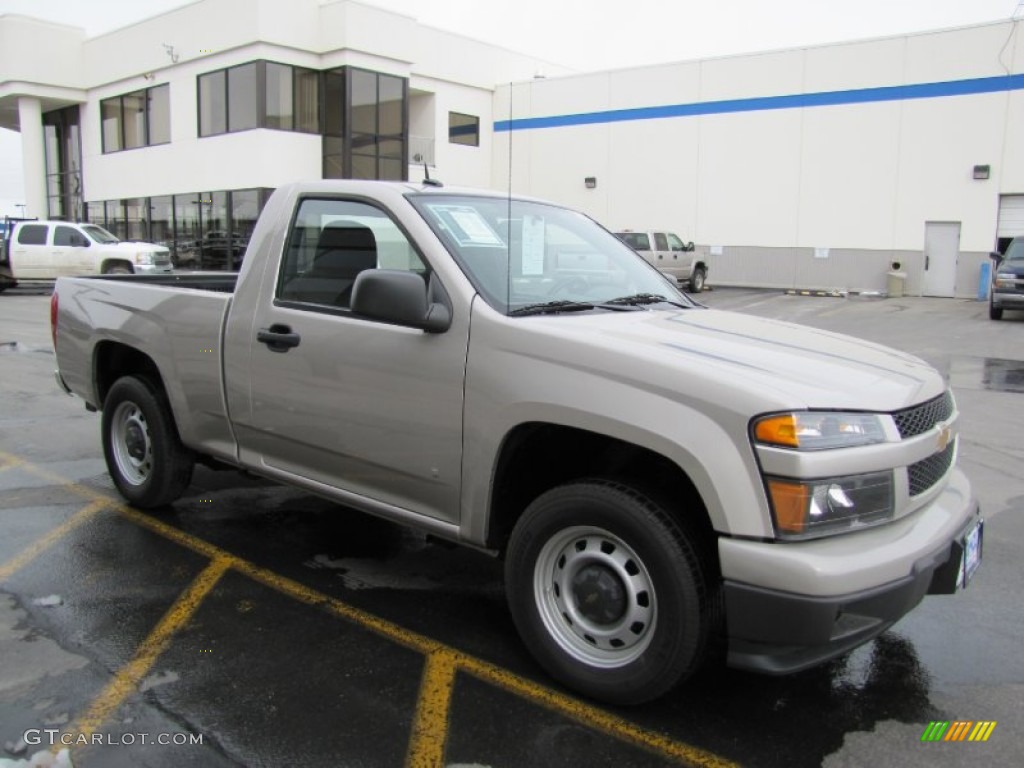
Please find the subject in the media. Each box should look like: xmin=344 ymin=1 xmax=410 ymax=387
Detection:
xmin=493 ymin=73 xmax=1024 ymax=132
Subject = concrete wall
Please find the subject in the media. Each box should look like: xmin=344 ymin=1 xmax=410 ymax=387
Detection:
xmin=494 ymin=20 xmax=1024 ymax=298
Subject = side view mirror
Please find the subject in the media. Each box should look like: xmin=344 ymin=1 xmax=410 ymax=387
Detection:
xmin=350 ymin=269 xmax=451 ymax=333
xmin=990 ymin=250 xmax=1004 ymax=264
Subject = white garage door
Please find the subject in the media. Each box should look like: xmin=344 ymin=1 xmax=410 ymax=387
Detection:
xmin=998 ymin=195 xmax=1024 ymax=237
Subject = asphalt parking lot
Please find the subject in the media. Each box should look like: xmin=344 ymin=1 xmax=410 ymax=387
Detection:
xmin=1 ymin=285 xmax=1022 ymax=768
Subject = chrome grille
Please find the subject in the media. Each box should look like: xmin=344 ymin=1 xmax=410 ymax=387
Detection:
xmin=893 ymin=391 xmax=953 ymax=438
xmin=908 ymin=441 xmax=955 ymax=496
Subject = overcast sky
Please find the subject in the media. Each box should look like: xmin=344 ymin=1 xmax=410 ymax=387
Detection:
xmin=1 ymin=0 xmax=1022 ymax=207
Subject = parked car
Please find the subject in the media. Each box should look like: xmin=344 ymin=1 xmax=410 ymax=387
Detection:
xmin=614 ymin=229 xmax=707 ymax=292
xmin=52 ymin=180 xmax=980 ymax=705
xmin=200 ymin=230 xmax=247 ymax=270
xmin=1 ymin=220 xmax=172 ymax=290
xmin=989 ymin=237 xmax=1024 ymax=320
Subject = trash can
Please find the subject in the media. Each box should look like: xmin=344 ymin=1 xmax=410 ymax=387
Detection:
xmin=886 ymin=267 xmax=907 ymax=298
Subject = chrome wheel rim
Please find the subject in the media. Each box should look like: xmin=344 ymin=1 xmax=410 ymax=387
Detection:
xmin=533 ymin=525 xmax=656 ymax=668
xmin=111 ymin=401 xmax=152 ymax=486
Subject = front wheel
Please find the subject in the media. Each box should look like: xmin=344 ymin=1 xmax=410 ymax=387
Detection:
xmin=989 ymin=297 xmax=1003 ymax=320
xmin=102 ymin=376 xmax=194 ymax=508
xmin=505 ymin=481 xmax=715 ymax=705
xmin=688 ymin=267 xmax=706 ymax=293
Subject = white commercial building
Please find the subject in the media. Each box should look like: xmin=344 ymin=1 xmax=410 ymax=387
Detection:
xmin=1 ymin=1 xmax=1022 ymax=296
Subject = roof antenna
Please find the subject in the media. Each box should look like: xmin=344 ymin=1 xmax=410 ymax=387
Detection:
xmin=422 ymin=162 xmax=442 ymax=187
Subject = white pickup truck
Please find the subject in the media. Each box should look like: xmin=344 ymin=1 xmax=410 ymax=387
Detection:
xmin=51 ymin=180 xmax=981 ymax=704
xmin=1 ymin=220 xmax=172 ymax=291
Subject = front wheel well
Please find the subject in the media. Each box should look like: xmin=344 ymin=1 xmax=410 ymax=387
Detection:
xmin=487 ymin=423 xmax=715 ymax=554
xmin=101 ymin=259 xmax=134 ymax=274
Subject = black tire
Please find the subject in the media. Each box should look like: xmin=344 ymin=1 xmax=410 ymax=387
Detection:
xmin=989 ymin=298 xmax=1003 ymax=320
xmin=103 ymin=262 xmax=133 ymax=275
xmin=505 ymin=480 xmax=715 ymax=705
xmin=101 ymin=376 xmax=194 ymax=508
xmin=688 ymin=267 xmax=706 ymax=293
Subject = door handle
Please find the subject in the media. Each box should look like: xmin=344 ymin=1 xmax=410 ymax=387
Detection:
xmin=257 ymin=324 xmax=301 ymax=352
xmin=925 ymin=255 xmax=930 ymax=271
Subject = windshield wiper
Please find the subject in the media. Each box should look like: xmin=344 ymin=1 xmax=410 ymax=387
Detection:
xmin=510 ymin=300 xmax=596 ymax=316
xmin=599 ymin=293 xmax=691 ymax=309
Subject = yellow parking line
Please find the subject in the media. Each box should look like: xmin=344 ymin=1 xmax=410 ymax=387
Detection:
xmin=458 ymin=656 xmax=738 ymax=768
xmin=62 ymin=557 xmax=231 ymax=743
xmin=0 ymin=454 xmax=25 ymax=471
xmin=0 ymin=500 xmax=107 ymax=583
xmin=405 ymin=650 xmax=458 ymax=768
xmin=7 ymin=454 xmax=734 ymax=767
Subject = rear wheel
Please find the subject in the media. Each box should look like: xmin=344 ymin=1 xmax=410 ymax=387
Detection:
xmin=688 ymin=267 xmax=706 ymax=293
xmin=505 ymin=480 xmax=715 ymax=704
xmin=102 ymin=376 xmax=193 ymax=508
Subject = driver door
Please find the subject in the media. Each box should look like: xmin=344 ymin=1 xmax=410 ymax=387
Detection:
xmin=226 ymin=196 xmax=469 ymax=525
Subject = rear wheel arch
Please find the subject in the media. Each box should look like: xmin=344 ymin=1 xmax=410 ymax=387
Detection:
xmin=93 ymin=341 xmax=163 ymax=407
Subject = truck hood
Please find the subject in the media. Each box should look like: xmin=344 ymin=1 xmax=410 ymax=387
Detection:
xmin=109 ymin=242 xmax=170 ymax=254
xmin=524 ymin=307 xmax=945 ymax=412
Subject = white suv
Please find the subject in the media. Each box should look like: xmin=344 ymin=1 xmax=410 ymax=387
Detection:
xmin=614 ymin=230 xmax=707 ymax=292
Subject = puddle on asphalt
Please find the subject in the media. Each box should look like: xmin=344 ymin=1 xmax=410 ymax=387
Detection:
xmin=945 ymin=356 xmax=1024 ymax=394
xmin=0 ymin=342 xmax=53 ymax=355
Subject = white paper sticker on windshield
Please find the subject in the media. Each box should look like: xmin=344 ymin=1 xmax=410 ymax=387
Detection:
xmin=521 ymin=215 xmax=545 ymax=275
xmin=431 ymin=205 xmax=505 ymax=247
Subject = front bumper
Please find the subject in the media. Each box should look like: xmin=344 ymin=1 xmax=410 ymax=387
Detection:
xmin=720 ymin=468 xmax=980 ymax=674
xmin=134 ymin=262 xmax=174 ymax=275
xmin=991 ymin=290 xmax=1024 ymax=309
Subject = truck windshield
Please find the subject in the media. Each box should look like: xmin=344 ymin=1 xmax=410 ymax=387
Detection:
xmin=1005 ymin=240 xmax=1024 ymax=263
xmin=80 ymin=225 xmax=119 ymax=244
xmin=409 ymin=195 xmax=692 ymax=315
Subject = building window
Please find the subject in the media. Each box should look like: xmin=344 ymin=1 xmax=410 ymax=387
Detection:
xmin=448 ymin=112 xmax=479 ymax=147
xmin=228 ymin=64 xmax=258 ymax=131
xmin=199 ymin=61 xmax=320 ymax=137
xmin=100 ymin=84 xmax=170 ymax=153
xmin=322 ymin=67 xmax=407 ymax=181
xmin=43 ymin=105 xmax=83 ymax=220
xmin=198 ymin=70 xmax=227 ymax=136
xmin=86 ymin=189 xmax=273 ymax=270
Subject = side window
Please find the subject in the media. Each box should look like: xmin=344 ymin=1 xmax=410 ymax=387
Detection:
xmin=54 ymin=226 xmax=84 ymax=246
xmin=17 ymin=225 xmax=49 ymax=245
xmin=618 ymin=233 xmax=650 ymax=251
xmin=653 ymin=232 xmax=669 ymax=251
xmin=666 ymin=233 xmax=684 ymax=251
xmin=278 ymin=198 xmax=427 ymax=310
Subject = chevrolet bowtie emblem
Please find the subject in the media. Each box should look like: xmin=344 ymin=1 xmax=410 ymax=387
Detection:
xmin=937 ymin=425 xmax=953 ymax=452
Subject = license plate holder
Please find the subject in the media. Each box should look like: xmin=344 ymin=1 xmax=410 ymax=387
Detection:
xmin=958 ymin=519 xmax=983 ymax=589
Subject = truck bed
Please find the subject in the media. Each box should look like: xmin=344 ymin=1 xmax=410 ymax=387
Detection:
xmin=54 ymin=273 xmax=239 ymax=464
xmin=83 ymin=272 xmax=239 ymax=292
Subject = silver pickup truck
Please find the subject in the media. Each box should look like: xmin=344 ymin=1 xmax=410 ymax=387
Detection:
xmin=52 ymin=180 xmax=981 ymax=705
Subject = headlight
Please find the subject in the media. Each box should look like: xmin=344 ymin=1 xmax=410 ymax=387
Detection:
xmin=133 ymin=252 xmax=156 ymax=265
xmin=753 ymin=411 xmax=886 ymax=451
xmin=995 ymin=273 xmax=1016 ymax=288
xmin=765 ymin=471 xmax=894 ymax=539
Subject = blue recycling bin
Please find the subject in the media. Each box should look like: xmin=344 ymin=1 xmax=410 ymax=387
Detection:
xmin=978 ymin=261 xmax=991 ymax=301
